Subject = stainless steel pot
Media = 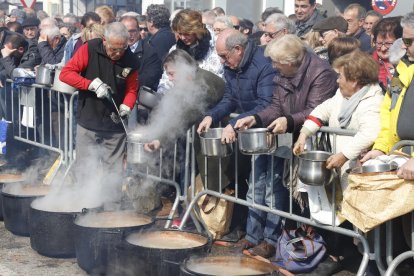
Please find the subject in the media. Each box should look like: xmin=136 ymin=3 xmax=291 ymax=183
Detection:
xmin=199 ymin=128 xmax=232 ymax=157
xmin=138 ymin=86 xmax=161 ymax=109
xmin=351 ymin=163 xmax=398 ymax=174
xmin=35 ymin=65 xmax=54 ymax=86
xmin=52 ymin=68 xmax=76 ymax=94
xmin=237 ymin=128 xmax=276 ymax=155
xmin=297 ymin=151 xmax=333 ymax=186
xmin=127 ymin=132 xmax=152 ymax=164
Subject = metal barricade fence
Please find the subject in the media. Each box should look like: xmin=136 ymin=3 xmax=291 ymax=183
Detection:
xmin=1 ymin=79 xmax=77 ymax=184
xmin=178 ymin=125 xmax=373 ymax=276
xmin=384 ymin=140 xmax=414 ymax=276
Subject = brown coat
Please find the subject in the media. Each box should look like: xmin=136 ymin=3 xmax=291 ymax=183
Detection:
xmin=258 ymin=50 xmax=338 ymax=135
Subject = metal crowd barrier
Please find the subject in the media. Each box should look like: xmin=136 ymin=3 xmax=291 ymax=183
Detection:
xmin=179 ymin=125 xmax=374 ymax=276
xmin=384 ymin=140 xmax=414 ymax=276
xmin=1 ymin=79 xmax=77 ymax=184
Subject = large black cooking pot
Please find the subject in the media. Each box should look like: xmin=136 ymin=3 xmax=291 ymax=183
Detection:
xmin=73 ymin=209 xmax=154 ymax=274
xmin=180 ymin=255 xmax=278 ymax=276
xmin=2 ymin=184 xmax=49 ymax=236
xmin=108 ymin=229 xmax=211 ymax=276
xmin=0 ymin=174 xmax=26 ymax=220
xmin=29 ymin=199 xmax=100 ymax=258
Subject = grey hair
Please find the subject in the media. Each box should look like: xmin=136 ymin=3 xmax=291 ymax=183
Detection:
xmin=225 ymin=30 xmax=248 ymax=51
xmin=265 ymin=13 xmax=296 ymax=34
xmin=42 ymin=26 xmax=61 ymax=39
xmin=40 ymin=17 xmax=57 ymax=28
xmin=214 ymin=16 xmax=233 ymax=28
xmin=365 ymin=10 xmax=383 ymax=20
xmin=265 ymin=34 xmax=305 ymax=65
xmin=104 ymin=22 xmax=129 ymax=41
xmin=344 ymin=3 xmax=366 ymax=20
xmin=401 ymin=12 xmax=414 ymax=30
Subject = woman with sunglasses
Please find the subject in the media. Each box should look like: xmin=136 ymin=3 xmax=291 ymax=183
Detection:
xmin=371 ymin=17 xmax=403 ymax=90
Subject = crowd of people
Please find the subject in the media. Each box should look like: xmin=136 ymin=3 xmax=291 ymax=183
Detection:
xmin=1 ymin=0 xmax=414 ymax=274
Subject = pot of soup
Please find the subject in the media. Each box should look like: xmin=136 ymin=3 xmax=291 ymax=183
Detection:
xmin=109 ymin=230 xmax=210 ymax=276
xmin=0 ymin=173 xmax=25 ymax=221
xmin=180 ymin=255 xmax=278 ymax=276
xmin=74 ymin=209 xmax=153 ymax=274
xmin=1 ymin=184 xmax=49 ymax=236
xmin=29 ymin=198 xmax=101 ymax=258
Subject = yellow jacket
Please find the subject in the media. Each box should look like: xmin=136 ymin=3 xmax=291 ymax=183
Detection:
xmin=373 ymin=59 xmax=414 ymax=154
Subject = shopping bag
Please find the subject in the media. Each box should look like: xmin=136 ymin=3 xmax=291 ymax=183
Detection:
xmin=341 ymin=171 xmax=414 ymax=232
xmin=273 ymin=225 xmax=327 ymax=273
xmin=0 ymin=120 xmax=11 ymax=154
xmin=190 ymin=174 xmax=234 ymax=239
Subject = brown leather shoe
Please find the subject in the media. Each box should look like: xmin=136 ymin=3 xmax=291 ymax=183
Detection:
xmin=234 ymin=238 xmax=255 ymax=250
xmin=248 ymin=241 xmax=276 ymax=258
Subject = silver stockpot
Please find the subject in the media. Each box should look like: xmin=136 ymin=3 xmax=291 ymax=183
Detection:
xmin=138 ymin=86 xmax=161 ymax=109
xmin=52 ymin=68 xmax=76 ymax=94
xmin=237 ymin=128 xmax=276 ymax=155
xmin=297 ymin=151 xmax=333 ymax=186
xmin=199 ymin=128 xmax=233 ymax=158
xmin=35 ymin=65 xmax=54 ymax=86
xmin=127 ymin=133 xmax=152 ymax=164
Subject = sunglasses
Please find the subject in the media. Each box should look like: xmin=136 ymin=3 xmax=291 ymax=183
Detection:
xmin=402 ymin=37 xmax=414 ymax=47
xmin=139 ymin=27 xmax=148 ymax=32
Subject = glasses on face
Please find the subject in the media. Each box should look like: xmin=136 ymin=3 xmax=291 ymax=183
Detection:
xmin=139 ymin=27 xmax=148 ymax=32
xmin=402 ymin=37 xmax=414 ymax=47
xmin=213 ymin=28 xmax=225 ymax=34
xmin=106 ymin=43 xmax=128 ymax=53
xmin=375 ymin=40 xmax=394 ymax=49
xmin=264 ymin=29 xmax=284 ymax=39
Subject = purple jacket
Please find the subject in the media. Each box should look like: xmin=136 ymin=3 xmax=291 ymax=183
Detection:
xmin=257 ymin=50 xmax=337 ymax=134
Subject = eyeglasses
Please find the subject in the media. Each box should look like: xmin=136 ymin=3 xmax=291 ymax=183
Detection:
xmin=375 ymin=40 xmax=394 ymax=49
xmin=139 ymin=27 xmax=148 ymax=32
xmin=106 ymin=43 xmax=128 ymax=53
xmin=402 ymin=37 xmax=414 ymax=47
xmin=213 ymin=28 xmax=226 ymax=33
xmin=264 ymin=29 xmax=284 ymax=39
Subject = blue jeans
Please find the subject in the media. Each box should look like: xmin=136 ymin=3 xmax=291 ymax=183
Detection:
xmin=245 ymin=155 xmax=288 ymax=247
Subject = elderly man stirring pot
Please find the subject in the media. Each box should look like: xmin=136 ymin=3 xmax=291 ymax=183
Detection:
xmin=60 ymin=22 xmax=139 ymax=192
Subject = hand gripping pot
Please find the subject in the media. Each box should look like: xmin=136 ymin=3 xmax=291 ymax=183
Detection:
xmin=297 ymin=151 xmax=333 ymax=186
xmin=237 ymin=128 xmax=277 ymax=155
xmin=199 ymin=128 xmax=233 ymax=157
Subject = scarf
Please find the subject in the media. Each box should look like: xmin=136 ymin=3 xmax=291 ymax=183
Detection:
xmin=338 ymin=86 xmax=369 ymax=128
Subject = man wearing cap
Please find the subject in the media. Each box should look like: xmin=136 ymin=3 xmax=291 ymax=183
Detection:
xmin=312 ymin=16 xmax=348 ymax=48
xmin=22 ymin=17 xmax=40 ymax=40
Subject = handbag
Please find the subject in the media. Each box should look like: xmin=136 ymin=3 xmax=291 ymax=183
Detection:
xmin=273 ymin=225 xmax=327 ymax=273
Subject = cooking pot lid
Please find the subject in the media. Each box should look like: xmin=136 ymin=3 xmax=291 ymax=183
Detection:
xmin=2 ymin=184 xmax=49 ymax=197
xmin=75 ymin=210 xmax=152 ymax=228
xmin=126 ymin=230 xmax=208 ymax=249
xmin=184 ymin=256 xmax=275 ymax=275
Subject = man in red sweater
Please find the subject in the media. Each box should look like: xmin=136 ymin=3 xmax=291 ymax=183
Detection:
xmin=60 ymin=22 xmax=139 ymax=188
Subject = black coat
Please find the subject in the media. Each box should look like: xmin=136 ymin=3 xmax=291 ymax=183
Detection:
xmin=148 ymin=27 xmax=176 ymax=62
xmin=38 ymin=36 xmax=67 ymax=65
xmin=133 ymin=38 xmax=162 ymax=91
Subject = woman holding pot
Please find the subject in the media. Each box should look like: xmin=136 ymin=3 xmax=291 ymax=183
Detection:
xmin=292 ymin=50 xmax=383 ymax=227
xmin=233 ymin=35 xmax=337 ymax=258
xmin=157 ymin=9 xmax=223 ymax=94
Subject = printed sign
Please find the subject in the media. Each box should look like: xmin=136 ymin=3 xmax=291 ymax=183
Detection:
xmin=371 ymin=0 xmax=397 ymax=15
xmin=20 ymin=0 xmax=36 ymax=8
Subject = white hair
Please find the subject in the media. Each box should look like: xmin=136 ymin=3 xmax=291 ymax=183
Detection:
xmin=214 ymin=16 xmax=233 ymax=28
xmin=42 ymin=26 xmax=61 ymax=39
xmin=265 ymin=13 xmax=296 ymax=34
xmin=104 ymin=22 xmax=129 ymax=41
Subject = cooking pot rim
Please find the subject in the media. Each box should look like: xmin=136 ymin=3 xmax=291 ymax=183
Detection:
xmin=73 ymin=211 xmax=154 ymax=229
xmin=298 ymin=150 xmax=332 ymax=161
xmin=237 ymin=128 xmax=271 ymax=134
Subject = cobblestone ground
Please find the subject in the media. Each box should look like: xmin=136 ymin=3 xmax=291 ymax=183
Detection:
xmin=0 ymin=221 xmax=86 ymax=276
